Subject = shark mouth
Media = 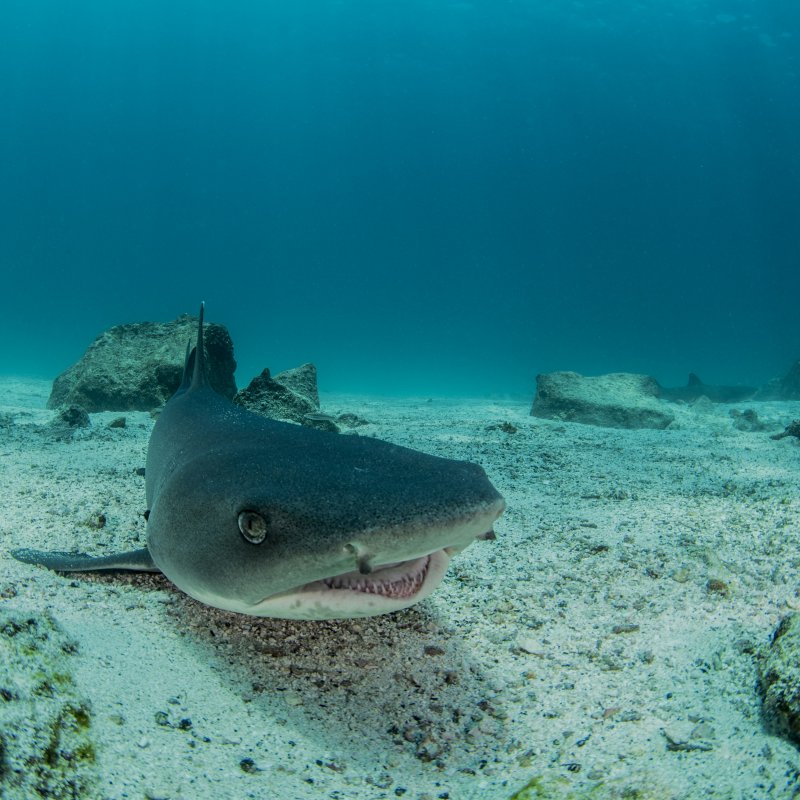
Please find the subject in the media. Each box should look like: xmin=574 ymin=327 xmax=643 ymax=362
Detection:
xmin=246 ymin=549 xmax=453 ymax=619
xmin=321 ymin=555 xmax=431 ymax=599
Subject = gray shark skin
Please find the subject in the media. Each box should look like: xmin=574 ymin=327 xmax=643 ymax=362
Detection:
xmin=13 ymin=305 xmax=505 ymax=620
xmin=657 ymin=373 xmax=756 ymax=404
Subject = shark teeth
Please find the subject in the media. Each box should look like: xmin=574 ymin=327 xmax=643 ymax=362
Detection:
xmin=322 ymin=555 xmax=431 ymax=599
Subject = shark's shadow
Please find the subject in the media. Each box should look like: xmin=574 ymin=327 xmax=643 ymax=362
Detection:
xmin=37 ymin=566 xmax=511 ymax=773
xmin=166 ymin=592 xmax=510 ymax=772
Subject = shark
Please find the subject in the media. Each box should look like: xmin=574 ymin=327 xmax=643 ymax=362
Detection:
xmin=13 ymin=305 xmax=505 ymax=620
xmin=656 ymin=373 xmax=757 ymax=404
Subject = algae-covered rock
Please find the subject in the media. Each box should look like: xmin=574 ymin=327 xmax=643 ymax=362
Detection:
xmin=729 ymin=408 xmax=769 ymax=432
xmin=48 ymin=313 xmax=237 ymax=411
xmin=0 ymin=609 xmax=97 ymax=799
xmin=52 ymin=406 xmax=91 ymax=429
xmin=759 ymin=613 xmax=800 ymax=745
xmin=757 ymin=360 xmax=800 ymax=401
xmin=531 ymin=371 xmax=674 ymax=430
xmin=46 ymin=405 xmax=92 ymax=442
xmin=771 ymin=420 xmax=800 ymax=442
xmin=234 ymin=363 xmax=323 ymax=425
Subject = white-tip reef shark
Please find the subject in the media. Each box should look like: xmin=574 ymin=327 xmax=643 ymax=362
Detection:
xmin=13 ymin=306 xmax=505 ymax=620
xmin=656 ymin=373 xmax=756 ymax=403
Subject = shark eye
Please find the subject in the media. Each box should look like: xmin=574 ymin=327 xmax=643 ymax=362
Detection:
xmin=238 ymin=510 xmax=268 ymax=544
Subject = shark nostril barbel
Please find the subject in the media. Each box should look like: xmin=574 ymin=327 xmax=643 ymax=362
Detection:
xmin=344 ymin=542 xmax=375 ymax=574
xmin=357 ymin=555 xmax=374 ymax=574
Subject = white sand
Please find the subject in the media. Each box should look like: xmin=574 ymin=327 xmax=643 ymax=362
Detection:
xmin=2 ymin=376 xmax=800 ymax=799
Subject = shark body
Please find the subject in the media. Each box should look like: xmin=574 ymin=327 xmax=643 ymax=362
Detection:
xmin=657 ymin=373 xmax=756 ymax=404
xmin=13 ymin=306 xmax=505 ymax=619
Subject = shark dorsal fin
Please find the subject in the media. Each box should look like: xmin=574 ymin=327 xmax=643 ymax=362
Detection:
xmin=177 ymin=341 xmax=194 ymax=393
xmin=190 ymin=302 xmax=207 ymax=391
xmin=687 ymin=373 xmax=703 ymax=387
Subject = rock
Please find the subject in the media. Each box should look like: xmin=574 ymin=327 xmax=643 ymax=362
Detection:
xmin=485 ymin=422 xmax=518 ymax=433
xmin=778 ymin=361 xmax=800 ymax=399
xmin=705 ymin=578 xmax=730 ymax=596
xmin=662 ymin=728 xmax=713 ymax=752
xmin=516 ymin=636 xmax=542 ymax=655
xmin=0 ymin=609 xmax=96 ymax=799
xmin=757 ymin=360 xmax=800 ymax=400
xmin=270 ymin=363 xmax=320 ymax=408
xmin=771 ymin=420 xmax=800 ymax=441
xmin=47 ymin=314 xmax=237 ymax=412
xmin=759 ymin=613 xmax=800 ymax=745
xmin=54 ymin=405 xmax=90 ymax=428
xmin=729 ymin=408 xmax=769 ymax=432
xmin=300 ymin=412 xmax=340 ymax=433
xmin=530 ymin=372 xmax=674 ymax=429
xmin=234 ymin=363 xmax=321 ymax=425
xmin=690 ymin=395 xmax=715 ymax=415
xmin=336 ymin=412 xmax=370 ymax=429
xmin=46 ymin=405 xmax=91 ymax=442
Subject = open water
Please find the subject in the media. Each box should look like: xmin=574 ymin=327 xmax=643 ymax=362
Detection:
xmin=1 ymin=0 xmax=797 ymax=395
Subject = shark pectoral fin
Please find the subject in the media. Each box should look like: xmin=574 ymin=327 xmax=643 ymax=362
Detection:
xmin=11 ymin=547 xmax=160 ymax=574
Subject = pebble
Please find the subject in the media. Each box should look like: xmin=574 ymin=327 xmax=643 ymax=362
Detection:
xmin=516 ymin=636 xmax=543 ymax=654
xmin=612 ymin=623 xmax=640 ymax=634
xmin=672 ymin=567 xmax=691 ymax=583
xmin=691 ymin=721 xmax=715 ymax=739
xmin=706 ymin=578 xmax=730 ymax=596
xmin=284 ymin=692 xmax=303 ymax=707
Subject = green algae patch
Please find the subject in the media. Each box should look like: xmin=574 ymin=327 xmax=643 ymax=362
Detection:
xmin=0 ymin=608 xmax=97 ymax=799
xmin=759 ymin=612 xmax=800 ymax=745
xmin=508 ymin=775 xmax=673 ymax=800
xmin=509 ymin=776 xmax=567 ymax=799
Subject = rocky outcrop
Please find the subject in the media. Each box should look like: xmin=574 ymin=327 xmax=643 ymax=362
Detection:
xmin=47 ymin=314 xmax=237 ymax=412
xmin=757 ymin=360 xmax=800 ymax=401
xmin=46 ymin=405 xmax=91 ymax=441
xmin=234 ymin=363 xmax=324 ymax=426
xmin=759 ymin=613 xmax=800 ymax=745
xmin=771 ymin=420 xmax=800 ymax=441
xmin=531 ymin=371 xmax=674 ymax=429
xmin=729 ymin=408 xmax=770 ymax=432
xmin=52 ymin=405 xmax=91 ymax=429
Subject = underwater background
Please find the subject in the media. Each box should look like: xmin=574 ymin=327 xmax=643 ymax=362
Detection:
xmin=0 ymin=0 xmax=797 ymax=396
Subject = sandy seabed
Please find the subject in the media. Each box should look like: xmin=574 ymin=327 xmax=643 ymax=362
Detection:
xmin=1 ymin=376 xmax=800 ymax=800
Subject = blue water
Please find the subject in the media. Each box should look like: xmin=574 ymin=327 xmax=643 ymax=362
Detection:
xmin=1 ymin=1 xmax=797 ymax=396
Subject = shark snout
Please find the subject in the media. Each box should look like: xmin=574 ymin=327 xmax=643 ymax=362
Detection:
xmin=341 ymin=493 xmax=506 ymax=575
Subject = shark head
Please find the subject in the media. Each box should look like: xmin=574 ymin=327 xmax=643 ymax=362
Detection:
xmin=146 ymin=418 xmax=505 ymax=619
